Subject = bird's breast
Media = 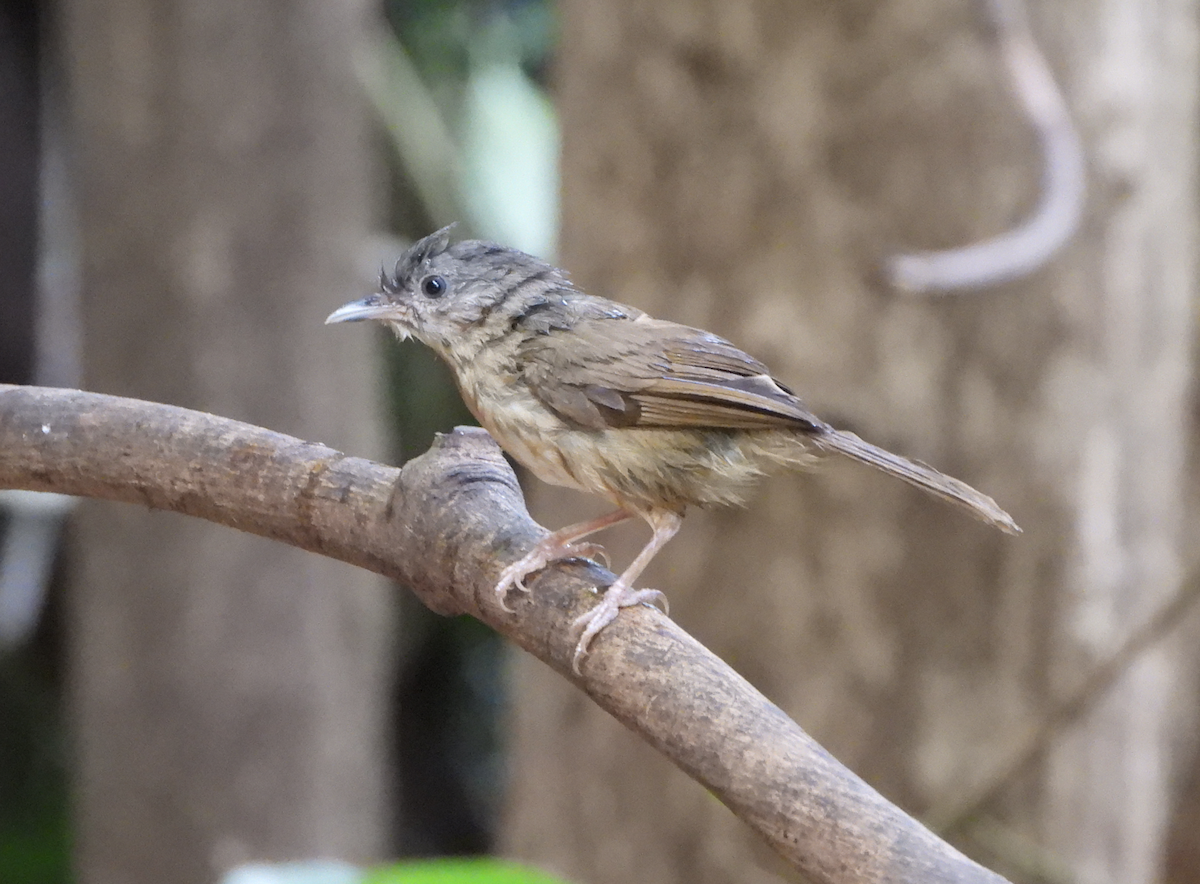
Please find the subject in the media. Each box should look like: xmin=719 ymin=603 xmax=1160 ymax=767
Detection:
xmin=452 ymin=355 xmax=592 ymax=493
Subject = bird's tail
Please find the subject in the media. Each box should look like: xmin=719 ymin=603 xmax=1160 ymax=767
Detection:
xmin=810 ymin=428 xmax=1021 ymax=535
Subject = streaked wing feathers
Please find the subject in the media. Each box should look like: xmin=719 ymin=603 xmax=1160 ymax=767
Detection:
xmin=518 ymin=318 xmax=822 ymax=431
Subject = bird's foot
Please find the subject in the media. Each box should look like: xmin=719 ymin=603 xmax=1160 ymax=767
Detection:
xmin=570 ymin=581 xmax=669 ymax=673
xmin=495 ymin=539 xmax=607 ymax=611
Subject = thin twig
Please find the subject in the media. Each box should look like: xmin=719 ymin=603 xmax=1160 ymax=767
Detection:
xmin=930 ymin=567 xmax=1200 ymax=835
xmin=886 ymin=0 xmax=1086 ymax=293
xmin=356 ymin=30 xmax=471 ymax=233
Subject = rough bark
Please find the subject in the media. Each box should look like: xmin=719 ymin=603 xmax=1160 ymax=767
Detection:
xmin=58 ymin=2 xmax=389 ymax=881
xmin=0 ymin=384 xmax=1016 ymax=884
xmin=502 ymin=2 xmax=1196 ymax=883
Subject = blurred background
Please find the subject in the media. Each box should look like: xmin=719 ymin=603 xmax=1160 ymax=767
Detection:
xmin=2 ymin=1 xmax=1200 ymax=883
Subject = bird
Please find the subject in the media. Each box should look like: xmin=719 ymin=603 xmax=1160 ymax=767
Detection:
xmin=327 ymin=226 xmax=1020 ymax=671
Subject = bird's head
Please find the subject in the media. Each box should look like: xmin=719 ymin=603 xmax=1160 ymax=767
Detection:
xmin=326 ymin=225 xmax=575 ymax=363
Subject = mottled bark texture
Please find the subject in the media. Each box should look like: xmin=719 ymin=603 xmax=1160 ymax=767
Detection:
xmin=58 ymin=2 xmax=390 ymax=881
xmin=502 ymin=2 xmax=1197 ymax=883
xmin=0 ymin=385 xmax=1014 ymax=884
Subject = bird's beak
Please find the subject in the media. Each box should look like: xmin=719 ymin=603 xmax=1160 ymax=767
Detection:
xmin=325 ymin=296 xmax=397 ymax=325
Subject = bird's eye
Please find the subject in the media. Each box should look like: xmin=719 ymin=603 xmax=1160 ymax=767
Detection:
xmin=421 ymin=275 xmax=447 ymax=298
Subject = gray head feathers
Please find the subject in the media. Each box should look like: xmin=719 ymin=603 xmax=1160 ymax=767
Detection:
xmin=383 ymin=224 xmax=457 ymax=295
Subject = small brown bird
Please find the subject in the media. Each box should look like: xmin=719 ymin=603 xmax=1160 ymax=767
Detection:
xmin=328 ymin=226 xmax=1019 ymax=670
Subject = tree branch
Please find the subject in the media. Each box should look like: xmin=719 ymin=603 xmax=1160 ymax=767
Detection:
xmin=0 ymin=384 xmax=1010 ymax=884
xmin=885 ymin=0 xmax=1085 ymax=293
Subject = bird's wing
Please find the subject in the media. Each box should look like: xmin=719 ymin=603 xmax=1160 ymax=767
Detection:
xmin=518 ymin=317 xmax=825 ymax=431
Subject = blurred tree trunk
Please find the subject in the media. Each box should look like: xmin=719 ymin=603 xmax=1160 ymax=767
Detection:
xmin=61 ymin=2 xmax=392 ymax=882
xmin=501 ymin=2 xmax=1197 ymax=883
xmin=1164 ymin=726 xmax=1200 ymax=884
xmin=0 ymin=0 xmax=38 ymax=387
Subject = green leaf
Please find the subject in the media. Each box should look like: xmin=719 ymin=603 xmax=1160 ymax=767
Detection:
xmin=364 ymin=857 xmax=572 ymax=884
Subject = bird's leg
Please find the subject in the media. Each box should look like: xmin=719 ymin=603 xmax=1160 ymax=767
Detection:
xmin=570 ymin=508 xmax=682 ymax=672
xmin=496 ymin=508 xmax=634 ymax=610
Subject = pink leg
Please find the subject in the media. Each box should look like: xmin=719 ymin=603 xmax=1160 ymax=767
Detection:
xmin=495 ymin=509 xmax=634 ymax=610
xmin=570 ymin=508 xmax=682 ymax=672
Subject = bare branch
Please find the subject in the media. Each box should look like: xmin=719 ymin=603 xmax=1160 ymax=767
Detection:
xmin=0 ymin=384 xmax=1012 ymax=884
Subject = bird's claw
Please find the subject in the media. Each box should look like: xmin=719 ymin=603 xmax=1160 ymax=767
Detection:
xmin=494 ymin=560 xmax=535 ymax=612
xmin=495 ymin=539 xmax=609 ymax=611
xmin=569 ymin=584 xmax=669 ymax=674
